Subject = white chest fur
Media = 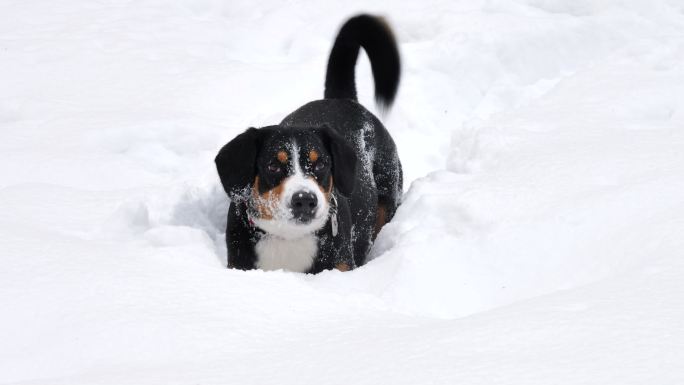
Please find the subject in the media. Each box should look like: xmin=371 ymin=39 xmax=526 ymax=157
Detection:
xmin=254 ymin=234 xmax=318 ymax=273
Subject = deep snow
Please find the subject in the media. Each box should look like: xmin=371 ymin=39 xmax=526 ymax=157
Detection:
xmin=1 ymin=0 xmax=684 ymax=384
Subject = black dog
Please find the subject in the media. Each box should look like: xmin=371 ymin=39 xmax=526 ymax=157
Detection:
xmin=215 ymin=14 xmax=402 ymax=273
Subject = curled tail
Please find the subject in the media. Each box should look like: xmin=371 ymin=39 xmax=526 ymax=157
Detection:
xmin=324 ymin=14 xmax=401 ymax=111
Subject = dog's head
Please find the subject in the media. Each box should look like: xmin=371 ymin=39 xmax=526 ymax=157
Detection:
xmin=216 ymin=125 xmax=357 ymax=239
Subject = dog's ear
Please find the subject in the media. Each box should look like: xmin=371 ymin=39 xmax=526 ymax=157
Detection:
xmin=321 ymin=125 xmax=357 ymax=197
xmin=215 ymin=127 xmax=261 ymax=200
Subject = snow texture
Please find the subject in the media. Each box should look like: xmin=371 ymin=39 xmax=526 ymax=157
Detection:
xmin=1 ymin=0 xmax=684 ymax=384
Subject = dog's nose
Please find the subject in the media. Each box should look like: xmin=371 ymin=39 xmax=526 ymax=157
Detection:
xmin=290 ymin=190 xmax=318 ymax=221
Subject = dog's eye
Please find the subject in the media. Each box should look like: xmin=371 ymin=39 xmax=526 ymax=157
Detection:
xmin=267 ymin=163 xmax=282 ymax=173
xmin=314 ymin=162 xmax=326 ymax=171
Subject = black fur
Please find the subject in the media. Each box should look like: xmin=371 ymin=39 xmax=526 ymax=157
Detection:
xmin=325 ymin=14 xmax=401 ymax=109
xmin=215 ymin=127 xmax=261 ymax=200
xmin=320 ymin=125 xmax=358 ymax=197
xmin=216 ymin=14 xmax=403 ymax=273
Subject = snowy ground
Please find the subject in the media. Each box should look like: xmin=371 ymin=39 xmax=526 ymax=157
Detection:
xmin=2 ymin=0 xmax=684 ymax=384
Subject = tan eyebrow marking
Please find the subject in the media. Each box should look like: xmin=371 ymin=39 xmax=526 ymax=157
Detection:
xmin=277 ymin=151 xmax=288 ymax=164
xmin=309 ymin=150 xmax=319 ymax=162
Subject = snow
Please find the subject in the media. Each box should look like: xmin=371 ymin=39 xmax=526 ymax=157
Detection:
xmin=2 ymin=0 xmax=684 ymax=384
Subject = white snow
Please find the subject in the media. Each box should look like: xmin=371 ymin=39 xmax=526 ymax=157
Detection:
xmin=2 ymin=0 xmax=684 ymax=384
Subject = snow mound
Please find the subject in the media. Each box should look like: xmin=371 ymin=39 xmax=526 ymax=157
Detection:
xmin=2 ymin=0 xmax=684 ymax=383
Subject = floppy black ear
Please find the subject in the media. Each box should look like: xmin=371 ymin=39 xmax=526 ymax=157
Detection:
xmin=322 ymin=126 xmax=358 ymax=197
xmin=215 ymin=127 xmax=261 ymax=200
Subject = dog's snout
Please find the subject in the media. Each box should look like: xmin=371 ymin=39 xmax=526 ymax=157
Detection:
xmin=290 ymin=190 xmax=318 ymax=221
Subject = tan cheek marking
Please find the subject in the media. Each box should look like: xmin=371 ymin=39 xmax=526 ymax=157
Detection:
xmin=277 ymin=151 xmax=288 ymax=164
xmin=326 ymin=175 xmax=333 ymax=201
xmin=312 ymin=175 xmax=333 ymax=202
xmin=252 ymin=176 xmax=288 ymax=220
xmin=309 ymin=150 xmax=319 ymax=162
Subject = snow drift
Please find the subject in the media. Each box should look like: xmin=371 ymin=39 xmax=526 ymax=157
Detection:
xmin=1 ymin=0 xmax=684 ymax=384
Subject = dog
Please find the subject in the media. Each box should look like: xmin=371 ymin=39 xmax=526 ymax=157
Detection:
xmin=215 ymin=14 xmax=403 ymax=273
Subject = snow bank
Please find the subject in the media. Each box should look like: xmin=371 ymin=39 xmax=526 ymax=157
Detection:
xmin=1 ymin=0 xmax=684 ymax=383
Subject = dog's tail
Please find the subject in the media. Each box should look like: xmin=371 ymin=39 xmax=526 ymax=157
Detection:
xmin=324 ymin=14 xmax=401 ymax=111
